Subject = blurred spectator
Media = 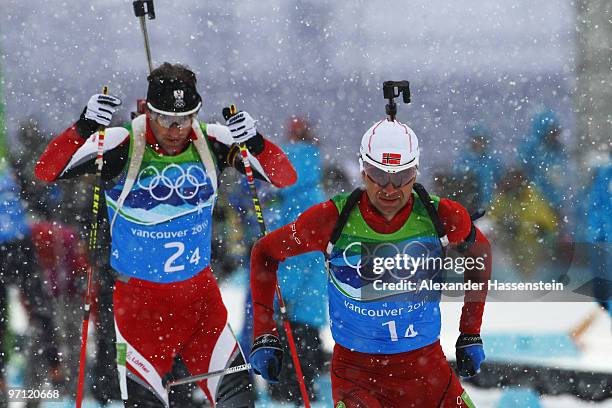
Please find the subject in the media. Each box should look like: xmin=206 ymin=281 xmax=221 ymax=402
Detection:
xmin=0 ymin=163 xmax=63 ymax=404
xmin=452 ymin=124 xmax=502 ymax=212
xmin=13 ymin=119 xmax=120 ymax=405
xmin=211 ymin=191 xmax=246 ymax=283
xmin=431 ymin=168 xmax=460 ymax=200
xmin=433 ymin=165 xmax=480 ymax=215
xmin=488 ymin=168 xmax=559 ymax=277
xmin=586 ymin=154 xmax=612 ymax=314
xmin=518 ymin=110 xmax=568 ymax=216
xmin=29 ymin=222 xmax=88 ymax=401
xmin=322 ymin=163 xmax=352 ymax=196
xmin=264 ymin=116 xmax=329 ymax=405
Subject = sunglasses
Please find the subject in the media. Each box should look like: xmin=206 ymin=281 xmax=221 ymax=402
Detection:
xmin=150 ymin=112 xmax=196 ymax=129
xmin=363 ymin=162 xmax=417 ymax=188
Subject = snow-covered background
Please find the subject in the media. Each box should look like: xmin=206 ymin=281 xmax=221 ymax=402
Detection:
xmin=1 ymin=0 xmax=576 ymax=178
xmin=2 ymin=1 xmax=610 ymax=407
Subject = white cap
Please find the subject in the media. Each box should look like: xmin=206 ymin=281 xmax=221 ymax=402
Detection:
xmin=359 ymin=119 xmax=420 ymax=173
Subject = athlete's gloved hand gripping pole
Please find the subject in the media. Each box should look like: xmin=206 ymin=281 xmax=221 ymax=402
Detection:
xmin=455 ymin=334 xmax=485 ymax=378
xmin=76 ymin=87 xmax=122 ymax=408
xmin=456 ymin=210 xmax=487 ymax=378
xmin=224 ymin=105 xmax=312 ymax=408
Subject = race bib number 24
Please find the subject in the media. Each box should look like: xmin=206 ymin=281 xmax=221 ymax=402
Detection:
xmin=163 ymin=241 xmax=201 ymax=273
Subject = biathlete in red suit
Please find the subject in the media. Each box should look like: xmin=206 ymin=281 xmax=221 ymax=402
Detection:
xmin=249 ymin=119 xmax=491 ymax=408
xmin=35 ymin=62 xmax=296 ymax=408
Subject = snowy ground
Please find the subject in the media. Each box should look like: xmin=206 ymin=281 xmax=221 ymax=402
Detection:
xmin=6 ymin=280 xmax=612 ymax=407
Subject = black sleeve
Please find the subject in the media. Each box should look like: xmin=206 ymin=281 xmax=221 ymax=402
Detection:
xmin=58 ymin=141 xmax=130 ymax=182
xmin=208 ymin=134 xmax=267 ymax=180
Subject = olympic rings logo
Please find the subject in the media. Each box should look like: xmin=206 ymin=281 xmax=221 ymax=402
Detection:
xmin=341 ymin=241 xmax=435 ymax=281
xmin=137 ymin=164 xmax=209 ymax=201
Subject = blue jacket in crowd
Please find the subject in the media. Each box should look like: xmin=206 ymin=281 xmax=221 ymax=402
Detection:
xmin=267 ymin=142 xmax=328 ymax=327
xmin=587 ymin=162 xmax=612 ymax=312
xmin=0 ymin=165 xmax=30 ymax=244
xmin=587 ymin=163 xmax=612 ymax=244
xmin=452 ymin=124 xmax=502 ymax=207
xmin=518 ymin=110 xmax=568 ymax=211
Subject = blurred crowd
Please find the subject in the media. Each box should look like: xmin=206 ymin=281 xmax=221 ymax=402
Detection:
xmin=436 ymin=110 xmax=610 ymax=296
xmin=0 ymin=107 xmax=610 ymax=406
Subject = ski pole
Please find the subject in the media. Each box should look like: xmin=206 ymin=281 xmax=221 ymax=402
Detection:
xmin=133 ymin=0 xmax=156 ymax=74
xmin=165 ymin=363 xmax=252 ymax=391
xmin=223 ymin=105 xmax=311 ymax=407
xmin=76 ymin=86 xmax=109 ymax=408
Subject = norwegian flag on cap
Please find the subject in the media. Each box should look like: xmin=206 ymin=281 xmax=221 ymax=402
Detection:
xmin=382 ymin=153 xmax=402 ymax=165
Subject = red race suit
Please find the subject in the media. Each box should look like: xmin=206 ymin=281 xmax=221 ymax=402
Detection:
xmin=36 ymin=114 xmax=296 ymax=406
xmin=251 ymin=191 xmax=491 ymax=408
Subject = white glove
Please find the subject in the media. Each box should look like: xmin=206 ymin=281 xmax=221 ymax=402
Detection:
xmin=84 ymin=94 xmax=122 ymax=126
xmin=226 ymin=111 xmax=258 ymax=144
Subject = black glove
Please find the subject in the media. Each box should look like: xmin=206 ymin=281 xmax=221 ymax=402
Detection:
xmin=249 ymin=334 xmax=283 ymax=383
xmin=455 ymin=333 xmax=485 ymax=378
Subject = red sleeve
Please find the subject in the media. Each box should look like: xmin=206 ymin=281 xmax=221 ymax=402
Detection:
xmin=250 ymin=200 xmax=338 ymax=337
xmin=437 ymin=198 xmax=472 ymax=244
xmin=459 ymin=228 xmax=491 ymax=334
xmin=253 ymin=139 xmax=297 ymax=188
xmin=438 ymin=198 xmax=492 ymax=334
xmin=35 ymin=125 xmax=86 ymax=182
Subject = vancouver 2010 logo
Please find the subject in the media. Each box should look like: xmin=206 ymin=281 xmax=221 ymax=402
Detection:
xmin=136 ymin=164 xmax=209 ymax=201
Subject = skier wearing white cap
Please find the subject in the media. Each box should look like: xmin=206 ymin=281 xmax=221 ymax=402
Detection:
xmin=249 ymin=116 xmax=492 ymax=407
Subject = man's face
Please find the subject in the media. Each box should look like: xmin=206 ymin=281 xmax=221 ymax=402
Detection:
xmin=148 ymin=110 xmax=194 ymax=155
xmin=362 ymin=169 xmax=416 ymax=221
xmin=471 ymin=135 xmax=488 ymax=154
xmin=544 ymin=126 xmax=561 ymax=147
